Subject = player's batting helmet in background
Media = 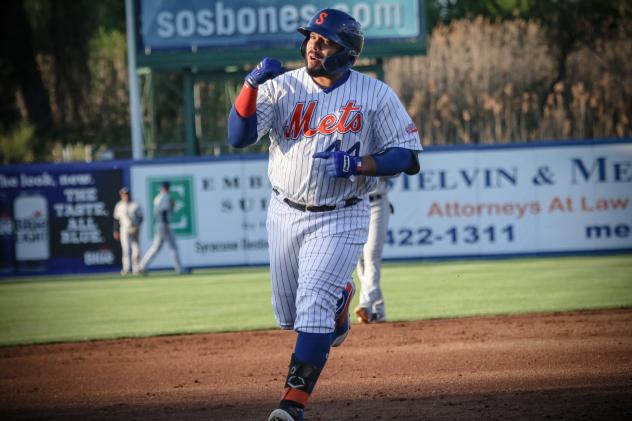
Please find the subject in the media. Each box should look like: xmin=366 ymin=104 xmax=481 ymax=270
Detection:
xmin=298 ymin=8 xmax=364 ymax=76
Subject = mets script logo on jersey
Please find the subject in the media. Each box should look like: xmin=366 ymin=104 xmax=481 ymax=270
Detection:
xmin=283 ymin=100 xmax=363 ymax=140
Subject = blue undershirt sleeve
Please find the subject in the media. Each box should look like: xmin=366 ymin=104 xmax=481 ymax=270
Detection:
xmin=227 ymin=106 xmax=258 ymax=148
xmin=371 ymin=147 xmax=420 ymax=176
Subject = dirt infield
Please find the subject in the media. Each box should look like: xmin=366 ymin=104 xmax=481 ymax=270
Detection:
xmin=1 ymin=309 xmax=631 ymax=420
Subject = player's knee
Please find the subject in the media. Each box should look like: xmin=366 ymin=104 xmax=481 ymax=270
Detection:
xmin=294 ymin=291 xmax=338 ymax=332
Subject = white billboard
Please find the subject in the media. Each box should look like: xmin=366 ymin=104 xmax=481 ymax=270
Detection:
xmin=387 ymin=142 xmax=632 ymax=258
xmin=131 ymin=159 xmax=271 ymax=268
xmin=130 ymin=141 xmax=631 ymax=270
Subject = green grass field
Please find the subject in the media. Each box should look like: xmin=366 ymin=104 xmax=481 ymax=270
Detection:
xmin=0 ymin=255 xmax=631 ymax=347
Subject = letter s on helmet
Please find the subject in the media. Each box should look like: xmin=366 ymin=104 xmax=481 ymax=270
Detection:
xmin=298 ymin=8 xmax=364 ymax=76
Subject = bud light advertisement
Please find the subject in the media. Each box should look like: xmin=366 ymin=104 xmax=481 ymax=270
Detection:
xmin=0 ymin=165 xmax=124 ymax=277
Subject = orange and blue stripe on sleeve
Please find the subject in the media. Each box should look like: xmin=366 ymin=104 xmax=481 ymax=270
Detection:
xmin=234 ymin=82 xmax=258 ymax=117
xmin=227 ymin=83 xmax=258 ymax=148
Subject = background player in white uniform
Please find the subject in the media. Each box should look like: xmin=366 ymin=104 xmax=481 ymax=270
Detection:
xmin=139 ymin=181 xmax=186 ymax=275
xmin=227 ymin=8 xmax=422 ymax=421
xmin=355 ymin=177 xmax=392 ymax=323
xmin=113 ymin=187 xmax=143 ymax=275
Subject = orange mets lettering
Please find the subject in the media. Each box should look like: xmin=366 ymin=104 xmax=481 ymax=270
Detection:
xmin=284 ymin=102 xmax=317 ymax=139
xmin=284 ymin=101 xmax=363 ymax=139
xmin=315 ymin=12 xmax=328 ymax=24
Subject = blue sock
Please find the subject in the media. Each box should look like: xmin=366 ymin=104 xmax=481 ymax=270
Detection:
xmin=294 ymin=331 xmax=331 ymax=368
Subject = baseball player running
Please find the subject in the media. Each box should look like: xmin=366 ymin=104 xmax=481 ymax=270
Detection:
xmin=355 ymin=177 xmax=392 ymax=323
xmin=139 ymin=181 xmax=186 ymax=275
xmin=113 ymin=187 xmax=143 ymax=275
xmin=227 ymin=8 xmax=422 ymax=421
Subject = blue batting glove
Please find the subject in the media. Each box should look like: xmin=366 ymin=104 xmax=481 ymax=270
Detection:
xmin=313 ymin=151 xmax=362 ymax=178
xmin=245 ymin=58 xmax=286 ymax=88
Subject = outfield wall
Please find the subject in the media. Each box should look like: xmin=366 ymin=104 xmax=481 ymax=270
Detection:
xmin=1 ymin=139 xmax=630 ymax=276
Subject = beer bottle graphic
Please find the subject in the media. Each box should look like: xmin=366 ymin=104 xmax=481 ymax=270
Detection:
xmin=14 ymin=192 xmax=49 ymax=272
xmin=0 ymin=192 xmax=14 ymax=273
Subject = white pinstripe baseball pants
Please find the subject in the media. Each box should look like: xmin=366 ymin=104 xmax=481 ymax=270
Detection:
xmin=119 ymin=228 xmax=141 ymax=274
xmin=356 ymin=194 xmax=390 ymax=316
xmin=266 ymin=193 xmax=369 ymax=333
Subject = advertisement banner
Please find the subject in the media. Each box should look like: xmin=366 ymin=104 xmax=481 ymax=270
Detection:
xmin=386 ymin=142 xmax=632 ymax=258
xmin=138 ymin=0 xmax=423 ymax=52
xmin=1 ymin=141 xmax=628 ymax=277
xmin=129 ymin=141 xmax=631 ymax=270
xmin=0 ymin=167 xmax=124 ymax=275
xmin=131 ymin=159 xmax=271 ymax=268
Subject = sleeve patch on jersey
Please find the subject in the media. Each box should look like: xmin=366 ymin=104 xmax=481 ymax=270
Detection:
xmin=405 ymin=122 xmax=418 ymax=134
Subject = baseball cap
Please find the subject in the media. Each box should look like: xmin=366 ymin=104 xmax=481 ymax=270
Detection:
xmin=161 ymin=181 xmax=170 ymax=189
xmin=119 ymin=187 xmax=130 ymax=195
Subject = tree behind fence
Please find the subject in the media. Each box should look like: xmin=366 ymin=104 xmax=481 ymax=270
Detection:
xmin=386 ymin=17 xmax=631 ymax=146
xmin=3 ymin=16 xmax=630 ymax=163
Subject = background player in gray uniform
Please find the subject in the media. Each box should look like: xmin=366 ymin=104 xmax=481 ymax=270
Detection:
xmin=139 ymin=181 xmax=186 ymax=275
xmin=113 ymin=187 xmax=143 ymax=275
xmin=355 ymin=177 xmax=392 ymax=323
xmin=227 ymin=8 xmax=422 ymax=421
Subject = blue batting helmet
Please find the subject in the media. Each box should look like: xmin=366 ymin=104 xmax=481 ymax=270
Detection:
xmin=298 ymin=8 xmax=364 ymax=76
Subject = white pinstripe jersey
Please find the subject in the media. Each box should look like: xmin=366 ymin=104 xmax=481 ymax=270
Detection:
xmin=256 ymin=67 xmax=422 ymax=206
